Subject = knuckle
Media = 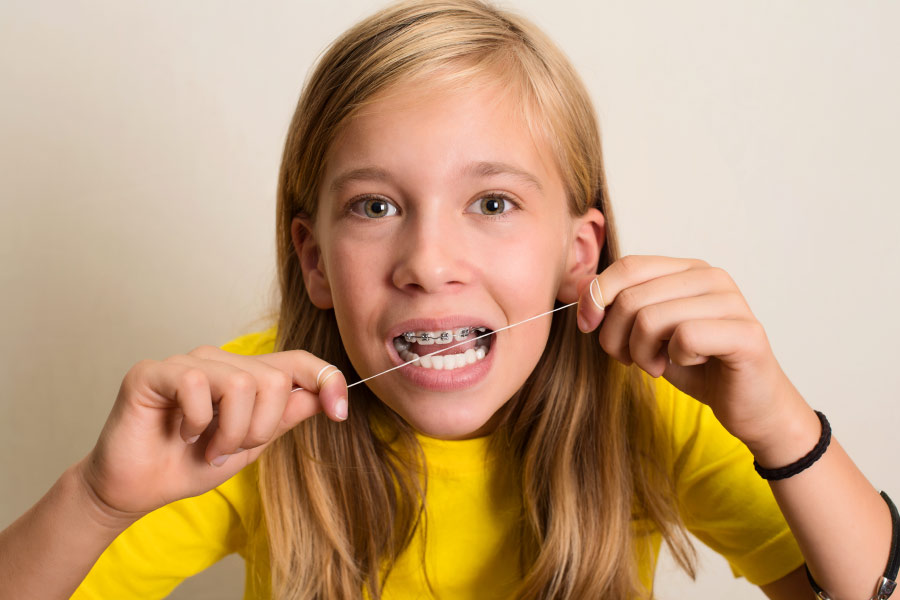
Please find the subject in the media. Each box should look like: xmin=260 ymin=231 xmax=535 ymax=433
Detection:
xmin=725 ymin=291 xmax=749 ymax=312
xmin=241 ymin=427 xmax=271 ymax=448
xmin=123 ymin=359 xmax=155 ymax=390
xmin=226 ymin=372 xmax=256 ymax=395
xmin=618 ymin=254 xmax=641 ymax=275
xmin=706 ymin=266 xmax=734 ymax=287
xmin=129 ymin=359 xmax=156 ymax=379
xmin=288 ymin=349 xmax=312 ymax=361
xmin=691 ymin=257 xmax=711 ymax=268
xmin=633 ymin=308 xmax=657 ymax=336
xmin=263 ymin=371 xmax=293 ymax=395
xmin=748 ymin=321 xmax=769 ymax=350
xmin=597 ymin=329 xmax=622 ymax=358
xmin=617 ymin=287 xmax=640 ymax=313
xmin=188 ymin=344 xmax=218 ymax=357
xmin=178 ymin=368 xmax=209 ymax=391
xmin=672 ymin=322 xmax=697 ymax=352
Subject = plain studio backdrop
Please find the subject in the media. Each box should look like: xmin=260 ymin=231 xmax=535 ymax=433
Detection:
xmin=1 ymin=1 xmax=898 ymax=598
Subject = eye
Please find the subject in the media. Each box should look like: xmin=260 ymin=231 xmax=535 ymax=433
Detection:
xmin=467 ymin=193 xmax=517 ymax=217
xmin=350 ymin=195 xmax=398 ymax=219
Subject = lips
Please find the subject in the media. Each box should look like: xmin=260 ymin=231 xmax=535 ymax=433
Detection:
xmin=382 ymin=314 xmax=499 ymax=391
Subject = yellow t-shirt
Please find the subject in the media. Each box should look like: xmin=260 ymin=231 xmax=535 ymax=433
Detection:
xmin=72 ymin=328 xmax=805 ymax=599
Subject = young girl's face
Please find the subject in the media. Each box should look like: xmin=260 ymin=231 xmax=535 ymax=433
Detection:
xmin=296 ymin=76 xmax=603 ymax=440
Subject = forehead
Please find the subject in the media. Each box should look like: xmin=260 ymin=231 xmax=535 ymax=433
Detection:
xmin=324 ymin=74 xmax=561 ymax=190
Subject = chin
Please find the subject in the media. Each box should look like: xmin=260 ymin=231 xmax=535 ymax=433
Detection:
xmin=395 ymin=401 xmax=501 ymax=440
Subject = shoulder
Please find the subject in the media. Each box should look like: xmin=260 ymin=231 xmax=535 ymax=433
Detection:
xmin=220 ymin=326 xmax=278 ymax=356
xmin=645 ymin=375 xmax=805 ymax=585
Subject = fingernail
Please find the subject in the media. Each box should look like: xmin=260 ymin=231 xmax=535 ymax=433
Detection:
xmin=335 ymin=398 xmax=348 ymax=420
xmin=576 ymin=311 xmax=590 ymax=333
xmin=210 ymin=454 xmax=230 ymax=467
xmin=235 ymin=447 xmax=246 ymax=453
xmin=186 ymin=434 xmax=200 ymax=444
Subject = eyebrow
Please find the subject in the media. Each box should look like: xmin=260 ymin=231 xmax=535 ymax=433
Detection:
xmin=328 ymin=161 xmax=544 ymax=194
xmin=329 ymin=166 xmax=391 ymax=194
xmin=464 ymin=161 xmax=544 ymax=193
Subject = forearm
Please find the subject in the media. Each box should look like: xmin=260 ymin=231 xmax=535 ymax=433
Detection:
xmin=0 ymin=457 xmax=138 ymax=599
xmin=750 ymin=401 xmax=893 ymax=600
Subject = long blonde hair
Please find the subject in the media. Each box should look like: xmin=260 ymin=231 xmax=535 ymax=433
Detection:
xmin=258 ymin=1 xmax=696 ymax=597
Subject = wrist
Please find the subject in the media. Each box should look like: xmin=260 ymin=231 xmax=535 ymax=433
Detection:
xmin=70 ymin=456 xmax=146 ymax=532
xmin=744 ymin=403 xmax=824 ymax=470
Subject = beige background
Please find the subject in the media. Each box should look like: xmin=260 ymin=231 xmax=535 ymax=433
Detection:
xmin=1 ymin=1 xmax=898 ymax=598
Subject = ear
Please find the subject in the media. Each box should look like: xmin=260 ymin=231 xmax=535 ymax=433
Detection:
xmin=557 ymin=207 xmax=606 ymax=303
xmin=291 ymin=215 xmax=334 ymax=309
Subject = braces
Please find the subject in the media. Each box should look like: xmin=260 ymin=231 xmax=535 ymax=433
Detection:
xmin=402 ymin=327 xmax=486 ymax=343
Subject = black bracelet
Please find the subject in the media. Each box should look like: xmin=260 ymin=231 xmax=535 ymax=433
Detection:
xmin=806 ymin=491 xmax=899 ymax=600
xmin=753 ymin=410 xmax=831 ymax=481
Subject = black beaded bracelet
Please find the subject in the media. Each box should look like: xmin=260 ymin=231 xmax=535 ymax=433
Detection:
xmin=753 ymin=410 xmax=831 ymax=481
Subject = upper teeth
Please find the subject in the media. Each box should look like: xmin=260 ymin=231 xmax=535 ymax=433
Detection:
xmin=402 ymin=327 xmax=486 ymax=344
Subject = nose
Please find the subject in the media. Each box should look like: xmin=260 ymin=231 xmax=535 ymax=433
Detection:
xmin=391 ymin=212 xmax=473 ymax=294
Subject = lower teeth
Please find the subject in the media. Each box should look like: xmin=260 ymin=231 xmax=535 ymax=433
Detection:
xmin=399 ymin=346 xmax=487 ymax=370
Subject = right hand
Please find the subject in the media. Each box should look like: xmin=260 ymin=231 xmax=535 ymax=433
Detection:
xmin=76 ymin=346 xmax=348 ymax=523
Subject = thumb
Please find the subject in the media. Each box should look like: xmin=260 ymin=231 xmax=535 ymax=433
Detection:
xmin=270 ymin=388 xmax=324 ymax=441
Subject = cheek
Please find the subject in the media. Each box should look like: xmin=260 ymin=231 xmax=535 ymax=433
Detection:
xmin=324 ymin=240 xmax=388 ymax=338
xmin=491 ymin=227 xmax=567 ymax=305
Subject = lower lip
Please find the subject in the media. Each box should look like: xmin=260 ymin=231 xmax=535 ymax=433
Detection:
xmin=386 ymin=339 xmax=497 ymax=392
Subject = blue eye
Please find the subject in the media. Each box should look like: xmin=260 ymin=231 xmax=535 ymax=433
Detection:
xmin=468 ymin=193 xmax=516 ymax=217
xmin=352 ymin=196 xmax=398 ymax=219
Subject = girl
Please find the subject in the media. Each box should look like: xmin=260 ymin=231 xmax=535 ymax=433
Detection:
xmin=1 ymin=1 xmax=895 ymax=598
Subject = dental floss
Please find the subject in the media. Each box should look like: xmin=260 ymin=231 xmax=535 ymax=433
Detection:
xmin=290 ymin=301 xmax=578 ymax=393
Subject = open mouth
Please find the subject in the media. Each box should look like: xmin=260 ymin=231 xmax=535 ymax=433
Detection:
xmin=391 ymin=326 xmax=494 ymax=371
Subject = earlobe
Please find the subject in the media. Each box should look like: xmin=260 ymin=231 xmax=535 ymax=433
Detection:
xmin=557 ymin=208 xmax=606 ymax=303
xmin=291 ymin=215 xmax=334 ymax=309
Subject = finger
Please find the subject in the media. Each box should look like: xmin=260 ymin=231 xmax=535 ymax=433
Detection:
xmin=576 ymin=255 xmax=706 ymax=333
xmin=268 ymin=388 xmax=325 ymax=440
xmin=253 ymin=350 xmax=349 ymax=422
xmin=575 ymin=275 xmax=607 ymax=333
xmin=132 ymin=360 xmax=215 ymax=444
xmin=191 ymin=346 xmax=349 ymax=422
xmin=598 ymin=268 xmax=743 ymax=366
xmin=627 ymin=292 xmax=751 ymax=378
xmin=182 ymin=347 xmax=301 ymax=451
xmin=166 ymin=355 xmax=257 ymax=465
xmin=667 ymin=318 xmax=770 ymax=369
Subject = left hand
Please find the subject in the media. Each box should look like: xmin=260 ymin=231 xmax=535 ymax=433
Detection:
xmin=576 ymin=255 xmax=808 ymax=450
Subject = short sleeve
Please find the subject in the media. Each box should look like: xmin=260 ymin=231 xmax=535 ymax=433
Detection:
xmin=652 ymin=376 xmax=806 ymax=586
xmin=71 ymin=470 xmax=252 ymax=599
xmin=220 ymin=327 xmax=278 ymax=356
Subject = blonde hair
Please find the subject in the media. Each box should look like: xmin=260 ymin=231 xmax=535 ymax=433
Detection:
xmin=258 ymin=1 xmax=696 ymax=597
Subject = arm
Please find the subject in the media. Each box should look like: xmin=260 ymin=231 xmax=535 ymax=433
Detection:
xmin=0 ymin=346 xmax=347 ymax=599
xmin=0 ymin=457 xmax=140 ymax=600
xmin=574 ymin=255 xmax=893 ymax=600
xmin=747 ymin=397 xmax=893 ymax=600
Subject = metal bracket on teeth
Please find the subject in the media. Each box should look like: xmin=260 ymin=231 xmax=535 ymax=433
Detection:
xmin=403 ymin=327 xmax=475 ymax=343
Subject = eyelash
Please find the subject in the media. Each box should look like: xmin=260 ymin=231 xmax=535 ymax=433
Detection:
xmin=344 ymin=192 xmax=521 ymax=221
xmin=474 ymin=192 xmax=520 ymax=221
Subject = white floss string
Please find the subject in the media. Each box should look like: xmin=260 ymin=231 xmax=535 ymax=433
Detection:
xmin=291 ymin=301 xmax=578 ymax=393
